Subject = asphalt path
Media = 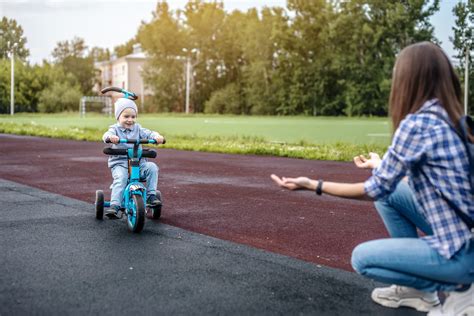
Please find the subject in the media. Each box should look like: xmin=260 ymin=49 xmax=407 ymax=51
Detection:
xmin=0 ymin=179 xmax=421 ymax=315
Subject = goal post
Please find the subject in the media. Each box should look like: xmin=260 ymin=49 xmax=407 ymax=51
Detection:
xmin=79 ymin=96 xmax=113 ymax=118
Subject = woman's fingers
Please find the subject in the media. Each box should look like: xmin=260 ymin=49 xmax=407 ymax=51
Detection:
xmin=368 ymin=152 xmax=379 ymax=159
xmin=271 ymin=174 xmax=300 ymax=190
xmin=271 ymin=174 xmax=285 ymax=186
xmin=354 ymin=155 xmax=369 ymax=168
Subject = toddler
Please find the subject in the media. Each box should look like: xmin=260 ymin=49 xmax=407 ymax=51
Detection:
xmin=102 ymin=98 xmax=165 ymax=219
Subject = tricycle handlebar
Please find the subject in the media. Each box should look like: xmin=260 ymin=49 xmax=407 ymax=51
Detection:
xmin=105 ymin=138 xmax=166 ymax=145
xmin=100 ymin=86 xmax=138 ymax=101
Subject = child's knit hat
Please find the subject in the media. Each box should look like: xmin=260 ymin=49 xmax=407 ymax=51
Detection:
xmin=115 ymin=98 xmax=138 ymax=120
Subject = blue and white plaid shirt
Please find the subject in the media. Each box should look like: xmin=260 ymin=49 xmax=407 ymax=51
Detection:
xmin=365 ymin=99 xmax=473 ymax=259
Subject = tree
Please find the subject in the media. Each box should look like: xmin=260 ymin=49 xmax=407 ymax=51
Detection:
xmin=276 ymin=0 xmax=439 ymax=116
xmin=136 ymin=0 xmax=440 ymax=116
xmin=182 ymin=0 xmax=227 ymax=112
xmin=240 ymin=8 xmax=289 ymax=114
xmin=0 ymin=17 xmax=29 ymax=60
xmin=89 ymin=46 xmax=111 ymax=62
xmin=51 ymin=37 xmax=95 ymax=95
xmin=0 ymin=58 xmax=77 ymax=113
xmin=114 ymin=38 xmax=137 ymax=58
xmin=52 ymin=37 xmax=87 ymax=62
xmin=451 ymin=0 xmax=474 ymax=113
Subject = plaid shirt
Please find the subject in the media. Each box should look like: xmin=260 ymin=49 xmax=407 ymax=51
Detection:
xmin=365 ymin=99 xmax=473 ymax=259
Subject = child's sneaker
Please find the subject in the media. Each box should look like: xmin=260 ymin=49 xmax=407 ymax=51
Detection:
xmin=428 ymin=284 xmax=474 ymax=316
xmin=105 ymin=205 xmax=122 ymax=219
xmin=147 ymin=194 xmax=162 ymax=207
xmin=371 ymin=285 xmax=440 ymax=312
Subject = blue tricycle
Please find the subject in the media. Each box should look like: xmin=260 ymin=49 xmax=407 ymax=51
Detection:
xmin=95 ymin=138 xmax=164 ymax=233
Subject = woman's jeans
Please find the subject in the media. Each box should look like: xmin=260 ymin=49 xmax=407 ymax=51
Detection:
xmin=110 ymin=162 xmax=159 ymax=206
xmin=351 ymin=181 xmax=474 ymax=292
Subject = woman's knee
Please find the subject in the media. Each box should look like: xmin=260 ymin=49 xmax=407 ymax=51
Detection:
xmin=351 ymin=239 xmax=394 ymax=274
xmin=351 ymin=242 xmax=372 ymax=274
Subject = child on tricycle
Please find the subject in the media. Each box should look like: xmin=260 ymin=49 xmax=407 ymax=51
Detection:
xmin=100 ymin=88 xmax=165 ymax=223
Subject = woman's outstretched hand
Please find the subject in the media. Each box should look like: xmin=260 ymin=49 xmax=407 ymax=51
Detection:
xmin=353 ymin=152 xmax=381 ymax=169
xmin=271 ymin=174 xmax=316 ymax=191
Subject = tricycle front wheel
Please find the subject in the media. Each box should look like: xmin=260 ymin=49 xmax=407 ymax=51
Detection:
xmin=127 ymin=194 xmax=145 ymax=233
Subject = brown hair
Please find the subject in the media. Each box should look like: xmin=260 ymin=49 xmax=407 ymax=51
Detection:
xmin=389 ymin=42 xmax=464 ymax=133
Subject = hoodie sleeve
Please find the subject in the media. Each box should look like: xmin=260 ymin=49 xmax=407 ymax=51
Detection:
xmin=138 ymin=123 xmax=161 ymax=140
xmin=102 ymin=125 xmax=117 ymax=143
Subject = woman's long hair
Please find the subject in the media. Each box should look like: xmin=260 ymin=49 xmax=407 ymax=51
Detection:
xmin=389 ymin=42 xmax=464 ymax=133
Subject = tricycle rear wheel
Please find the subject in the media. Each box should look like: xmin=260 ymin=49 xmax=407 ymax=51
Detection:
xmin=95 ymin=190 xmax=104 ymax=220
xmin=151 ymin=205 xmax=161 ymax=220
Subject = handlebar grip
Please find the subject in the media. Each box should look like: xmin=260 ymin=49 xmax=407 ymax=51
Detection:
xmin=100 ymin=87 xmax=122 ymax=94
xmin=103 ymin=147 xmax=127 ymax=155
xmin=142 ymin=150 xmax=157 ymax=158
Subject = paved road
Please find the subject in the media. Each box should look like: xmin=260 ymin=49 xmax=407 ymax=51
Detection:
xmin=0 ymin=179 xmax=421 ymax=315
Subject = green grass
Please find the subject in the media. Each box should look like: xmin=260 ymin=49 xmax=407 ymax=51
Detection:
xmin=0 ymin=113 xmax=391 ymax=161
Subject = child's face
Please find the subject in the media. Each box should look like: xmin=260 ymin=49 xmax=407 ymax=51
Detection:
xmin=118 ymin=108 xmax=137 ymax=129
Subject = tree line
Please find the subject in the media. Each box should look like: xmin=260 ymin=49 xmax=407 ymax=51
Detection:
xmin=0 ymin=0 xmax=473 ymax=116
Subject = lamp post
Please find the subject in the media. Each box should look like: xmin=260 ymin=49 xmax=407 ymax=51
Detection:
xmin=464 ymin=45 xmax=469 ymax=115
xmin=138 ymin=65 xmax=145 ymax=111
xmin=182 ymin=48 xmax=198 ymax=114
xmin=9 ymin=42 xmax=17 ymax=116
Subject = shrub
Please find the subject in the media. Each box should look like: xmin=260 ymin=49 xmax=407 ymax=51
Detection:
xmin=38 ymin=82 xmax=82 ymax=113
xmin=204 ymin=83 xmax=242 ymax=114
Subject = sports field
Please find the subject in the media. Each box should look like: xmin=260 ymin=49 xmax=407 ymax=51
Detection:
xmin=0 ymin=113 xmax=391 ymax=145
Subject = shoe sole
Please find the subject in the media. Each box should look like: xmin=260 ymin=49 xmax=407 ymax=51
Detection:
xmin=372 ymin=293 xmax=440 ymax=312
xmin=105 ymin=213 xmax=121 ymax=220
xmin=462 ymin=306 xmax=474 ymax=316
xmin=428 ymin=306 xmax=474 ymax=316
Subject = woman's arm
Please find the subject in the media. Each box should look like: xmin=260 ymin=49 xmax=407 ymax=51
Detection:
xmin=270 ymin=175 xmax=372 ymax=201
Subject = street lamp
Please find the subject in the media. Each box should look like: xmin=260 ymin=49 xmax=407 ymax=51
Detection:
xmin=138 ymin=66 xmax=145 ymax=111
xmin=182 ymin=48 xmax=198 ymax=114
xmin=464 ymin=45 xmax=470 ymax=115
xmin=9 ymin=41 xmax=18 ymax=116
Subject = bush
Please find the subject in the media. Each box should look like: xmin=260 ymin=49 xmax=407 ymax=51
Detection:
xmin=38 ymin=82 xmax=82 ymax=113
xmin=204 ymin=83 xmax=242 ymax=114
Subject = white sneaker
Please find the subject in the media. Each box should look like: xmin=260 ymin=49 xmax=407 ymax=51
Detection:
xmin=371 ymin=285 xmax=440 ymax=312
xmin=428 ymin=284 xmax=474 ymax=316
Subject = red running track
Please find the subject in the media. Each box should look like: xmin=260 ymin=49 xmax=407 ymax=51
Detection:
xmin=0 ymin=134 xmax=388 ymax=270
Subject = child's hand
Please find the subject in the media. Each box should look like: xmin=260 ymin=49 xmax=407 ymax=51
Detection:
xmin=353 ymin=152 xmax=381 ymax=169
xmin=109 ymin=135 xmax=120 ymax=144
xmin=154 ymin=135 xmax=165 ymax=144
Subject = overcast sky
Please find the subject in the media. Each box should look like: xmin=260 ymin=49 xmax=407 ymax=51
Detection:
xmin=0 ymin=0 xmax=460 ymax=65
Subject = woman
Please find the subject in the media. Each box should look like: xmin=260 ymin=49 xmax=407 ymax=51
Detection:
xmin=272 ymin=42 xmax=473 ymax=315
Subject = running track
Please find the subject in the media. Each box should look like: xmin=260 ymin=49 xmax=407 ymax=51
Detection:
xmin=0 ymin=134 xmax=388 ymax=271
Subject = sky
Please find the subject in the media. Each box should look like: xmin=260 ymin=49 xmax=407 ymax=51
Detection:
xmin=0 ymin=0 xmax=461 ymax=65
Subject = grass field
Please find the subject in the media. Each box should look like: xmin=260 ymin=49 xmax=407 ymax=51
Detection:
xmin=0 ymin=113 xmax=391 ymax=161
xmin=0 ymin=112 xmax=391 ymax=144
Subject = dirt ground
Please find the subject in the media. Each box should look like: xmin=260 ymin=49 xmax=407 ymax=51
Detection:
xmin=0 ymin=134 xmax=388 ymax=271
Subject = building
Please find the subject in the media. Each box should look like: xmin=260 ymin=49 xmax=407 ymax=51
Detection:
xmin=94 ymin=44 xmax=151 ymax=105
